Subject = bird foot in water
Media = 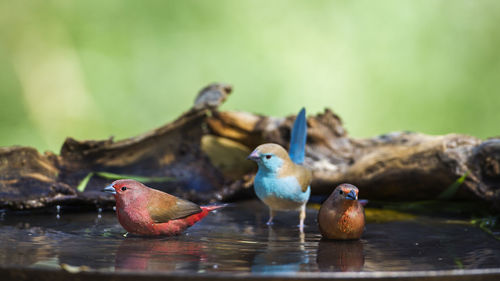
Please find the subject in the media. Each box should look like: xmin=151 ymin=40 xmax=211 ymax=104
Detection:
xmin=298 ymin=224 xmax=305 ymax=233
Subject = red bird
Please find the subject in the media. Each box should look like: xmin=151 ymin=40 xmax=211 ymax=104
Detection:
xmin=103 ymin=179 xmax=223 ymax=236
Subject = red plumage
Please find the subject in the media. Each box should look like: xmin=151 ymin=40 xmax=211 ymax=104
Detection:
xmin=105 ymin=179 xmax=224 ymax=236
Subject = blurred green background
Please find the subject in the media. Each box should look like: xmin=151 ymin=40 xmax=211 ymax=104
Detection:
xmin=1 ymin=1 xmax=499 ymax=152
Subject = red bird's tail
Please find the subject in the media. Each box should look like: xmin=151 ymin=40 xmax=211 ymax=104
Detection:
xmin=200 ymin=204 xmax=227 ymax=212
xmin=183 ymin=204 xmax=226 ymax=227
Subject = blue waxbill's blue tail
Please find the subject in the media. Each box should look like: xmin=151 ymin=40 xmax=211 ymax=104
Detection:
xmin=288 ymin=108 xmax=307 ymax=164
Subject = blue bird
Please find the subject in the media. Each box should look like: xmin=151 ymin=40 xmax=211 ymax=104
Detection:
xmin=247 ymin=108 xmax=312 ymax=231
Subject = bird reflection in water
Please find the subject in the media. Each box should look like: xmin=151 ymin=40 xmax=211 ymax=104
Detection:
xmin=251 ymin=227 xmax=308 ymax=273
xmin=115 ymin=237 xmax=204 ymax=271
xmin=316 ymin=239 xmax=364 ymax=272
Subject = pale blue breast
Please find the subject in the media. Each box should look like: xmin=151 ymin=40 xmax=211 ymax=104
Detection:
xmin=254 ymin=172 xmax=310 ymax=211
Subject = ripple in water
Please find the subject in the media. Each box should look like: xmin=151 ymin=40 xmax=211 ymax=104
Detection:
xmin=0 ymin=200 xmax=499 ymax=273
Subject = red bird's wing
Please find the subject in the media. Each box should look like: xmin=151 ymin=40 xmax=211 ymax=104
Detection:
xmin=147 ymin=189 xmax=202 ymax=223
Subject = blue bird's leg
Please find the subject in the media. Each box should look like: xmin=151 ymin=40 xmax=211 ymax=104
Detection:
xmin=266 ymin=208 xmax=275 ymax=225
xmin=299 ymin=205 xmax=306 ymax=232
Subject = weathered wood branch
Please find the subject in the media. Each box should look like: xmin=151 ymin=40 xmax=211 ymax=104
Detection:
xmin=1 ymin=83 xmax=499 ymax=210
xmin=208 ymin=110 xmax=500 ymax=204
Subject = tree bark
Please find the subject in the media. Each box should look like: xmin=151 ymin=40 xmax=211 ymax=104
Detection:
xmin=1 ymin=83 xmax=499 ymax=210
xmin=208 ymin=110 xmax=500 ymax=206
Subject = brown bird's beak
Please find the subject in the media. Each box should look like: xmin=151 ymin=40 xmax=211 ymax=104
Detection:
xmin=247 ymin=150 xmax=260 ymax=161
xmin=102 ymin=184 xmax=117 ymax=195
xmin=346 ymin=190 xmax=357 ymax=200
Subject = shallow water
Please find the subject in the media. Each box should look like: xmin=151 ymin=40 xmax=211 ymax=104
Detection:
xmin=0 ymin=200 xmax=499 ymax=274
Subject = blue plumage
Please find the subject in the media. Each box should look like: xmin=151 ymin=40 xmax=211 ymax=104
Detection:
xmin=288 ymin=108 xmax=307 ymax=164
xmin=254 ymin=174 xmax=311 ymax=209
xmin=247 ymin=108 xmax=312 ymax=231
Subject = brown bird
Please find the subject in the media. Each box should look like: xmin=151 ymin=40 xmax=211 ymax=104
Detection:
xmin=318 ymin=183 xmax=365 ymax=240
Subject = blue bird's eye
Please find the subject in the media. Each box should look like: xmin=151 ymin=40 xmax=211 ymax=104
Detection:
xmin=265 ymin=155 xmax=272 ymax=159
xmin=339 ymin=190 xmax=343 ymax=195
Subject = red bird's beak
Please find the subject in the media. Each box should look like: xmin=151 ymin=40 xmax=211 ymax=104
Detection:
xmin=247 ymin=150 xmax=260 ymax=161
xmin=102 ymin=184 xmax=117 ymax=195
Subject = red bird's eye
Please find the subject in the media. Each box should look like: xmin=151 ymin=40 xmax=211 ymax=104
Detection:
xmin=266 ymin=155 xmax=272 ymax=159
xmin=121 ymin=186 xmax=127 ymax=191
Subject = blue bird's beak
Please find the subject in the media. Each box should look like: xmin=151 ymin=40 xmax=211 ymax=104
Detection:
xmin=346 ymin=189 xmax=357 ymax=200
xmin=247 ymin=150 xmax=260 ymax=161
xmin=102 ymin=184 xmax=116 ymax=194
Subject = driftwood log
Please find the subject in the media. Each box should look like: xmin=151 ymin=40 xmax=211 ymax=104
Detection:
xmin=1 ymin=83 xmax=499 ymax=210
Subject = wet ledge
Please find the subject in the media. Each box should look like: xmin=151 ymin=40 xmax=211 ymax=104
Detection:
xmin=2 ymin=267 xmax=500 ymax=281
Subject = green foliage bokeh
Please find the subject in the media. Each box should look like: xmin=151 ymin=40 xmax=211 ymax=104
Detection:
xmin=1 ymin=0 xmax=499 ymax=152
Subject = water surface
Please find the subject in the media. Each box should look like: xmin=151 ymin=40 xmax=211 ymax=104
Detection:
xmin=0 ymin=200 xmax=499 ymax=274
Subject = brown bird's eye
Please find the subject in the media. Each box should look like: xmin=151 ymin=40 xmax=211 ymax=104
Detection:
xmin=339 ymin=190 xmax=343 ymax=195
xmin=266 ymin=155 xmax=272 ymax=159
xmin=121 ymin=186 xmax=127 ymax=191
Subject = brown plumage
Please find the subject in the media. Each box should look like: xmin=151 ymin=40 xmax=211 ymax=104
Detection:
xmin=145 ymin=188 xmax=202 ymax=223
xmin=318 ymin=183 xmax=365 ymax=240
xmin=248 ymin=143 xmax=312 ymax=229
xmin=256 ymin=143 xmax=312 ymax=192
